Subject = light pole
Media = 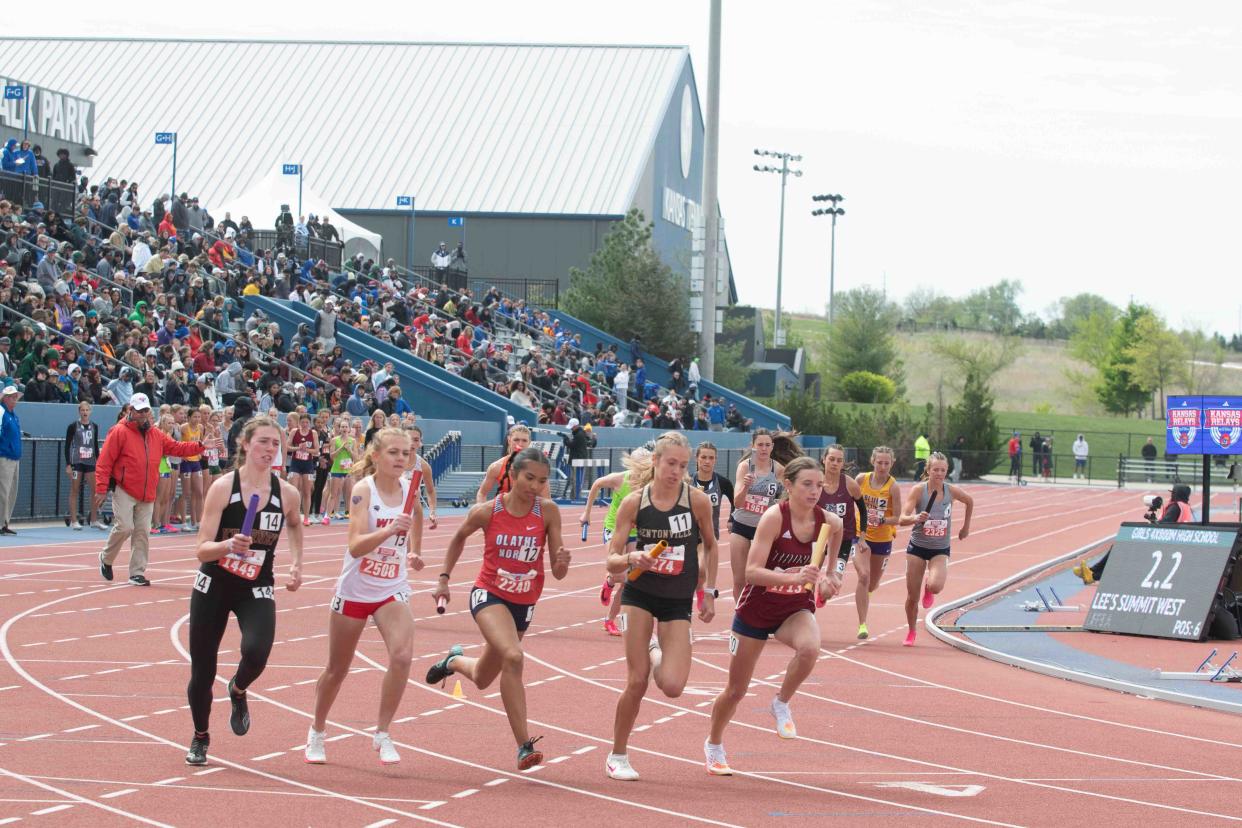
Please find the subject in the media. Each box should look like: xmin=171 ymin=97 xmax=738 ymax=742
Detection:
xmin=754 ymin=149 xmax=802 ymax=347
xmin=812 ymin=194 xmax=845 ymax=325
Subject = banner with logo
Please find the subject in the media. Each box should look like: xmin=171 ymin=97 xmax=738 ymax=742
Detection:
xmin=1166 ymin=395 xmax=1242 ymax=455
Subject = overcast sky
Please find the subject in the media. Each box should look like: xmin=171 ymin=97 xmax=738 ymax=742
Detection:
xmin=13 ymin=1 xmax=1242 ymax=335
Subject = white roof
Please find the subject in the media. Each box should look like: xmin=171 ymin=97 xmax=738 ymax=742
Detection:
xmin=2 ymin=38 xmax=687 ymax=215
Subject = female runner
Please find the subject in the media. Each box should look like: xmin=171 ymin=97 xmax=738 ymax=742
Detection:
xmin=817 ymin=444 xmax=867 ymax=604
xmin=706 ymin=457 xmax=842 ymax=774
xmin=475 ymin=424 xmax=550 ymax=502
xmin=729 ymin=429 xmax=783 ymax=601
xmin=185 ymin=417 xmax=304 ymax=766
xmin=287 ymin=412 xmax=320 ymax=526
xmin=605 ymin=432 xmax=718 ymax=782
xmin=305 ymin=427 xmax=423 ymax=765
xmin=404 ymin=425 xmax=438 ymax=531
xmin=154 ymin=413 xmax=179 ymax=534
xmin=854 ymin=446 xmax=914 ymax=640
xmin=180 ymin=407 xmax=206 ymax=530
xmin=899 ymin=452 xmax=972 ymax=646
xmin=692 ymin=442 xmax=734 ymax=609
xmin=427 ymin=447 xmax=569 ymax=770
xmin=581 ymin=447 xmax=650 ymax=636
xmin=323 ymin=417 xmax=356 ymax=523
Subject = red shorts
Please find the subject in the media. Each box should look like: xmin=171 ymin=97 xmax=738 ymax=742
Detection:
xmin=330 ymin=592 xmax=408 ymax=619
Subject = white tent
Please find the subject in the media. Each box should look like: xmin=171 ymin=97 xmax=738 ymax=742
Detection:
xmin=216 ymin=167 xmax=383 ymax=263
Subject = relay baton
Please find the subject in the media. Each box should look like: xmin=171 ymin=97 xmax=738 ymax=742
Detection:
xmin=403 ymin=470 xmax=423 ymax=515
xmin=436 ymin=595 xmax=447 ymax=614
xmin=581 ymin=523 xmax=589 ymax=542
xmin=805 ymin=523 xmax=830 ymax=592
xmin=240 ymin=493 xmax=260 ymax=536
xmin=627 ymin=540 xmax=668 ymax=582
xmin=924 ymin=490 xmax=938 ymax=515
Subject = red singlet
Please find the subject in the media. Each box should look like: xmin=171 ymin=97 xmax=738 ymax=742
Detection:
xmin=734 ymin=502 xmax=823 ymax=629
xmin=474 ymin=495 xmax=547 ymax=605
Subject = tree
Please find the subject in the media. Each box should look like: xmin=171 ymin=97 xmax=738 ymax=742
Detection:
xmin=1182 ymin=327 xmax=1226 ymax=394
xmin=1053 ymin=293 xmax=1119 ymax=338
xmin=947 ymin=369 xmax=1001 ymax=479
xmin=958 ymin=279 xmax=1024 ymax=333
xmin=839 ymin=371 xmax=897 ymax=403
xmin=901 ymin=287 xmax=962 ymax=330
xmin=928 ymin=334 xmax=1024 ymax=388
xmin=1125 ymin=314 xmax=1187 ymax=414
xmin=825 ymin=287 xmax=905 ymax=395
xmin=1096 ymin=303 xmax=1153 ymax=416
xmin=561 ymin=209 xmax=697 ymax=359
xmin=1068 ymin=310 xmax=1117 ymax=370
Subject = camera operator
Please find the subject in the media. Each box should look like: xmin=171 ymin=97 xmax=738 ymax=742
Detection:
xmin=275 ymin=204 xmax=294 ymax=253
xmin=1074 ymin=484 xmax=1194 ymax=584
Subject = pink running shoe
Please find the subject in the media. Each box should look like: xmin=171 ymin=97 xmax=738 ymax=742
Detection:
xmin=603 ymin=619 xmax=622 ymax=637
xmin=163 ymin=524 xmax=180 ymax=534
xmin=321 ymin=515 xmax=330 ymax=526
xmin=921 ymin=585 xmax=935 ymax=609
xmin=903 ymin=630 xmax=917 ymax=647
xmin=600 ymin=576 xmax=614 ymax=607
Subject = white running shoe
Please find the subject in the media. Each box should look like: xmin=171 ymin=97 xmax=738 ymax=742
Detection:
xmin=373 ymin=731 xmax=400 ymax=764
xmin=704 ymin=740 xmax=733 ymax=776
xmin=91 ymin=520 xmax=107 ymax=530
xmin=606 ymin=753 xmax=639 ymax=781
xmin=771 ymin=696 xmax=797 ymax=739
xmin=70 ymin=521 xmax=82 ymax=530
xmin=304 ymin=727 xmax=326 ymax=764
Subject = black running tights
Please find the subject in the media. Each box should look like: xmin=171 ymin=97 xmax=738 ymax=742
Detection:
xmin=187 ymin=582 xmax=276 ymax=733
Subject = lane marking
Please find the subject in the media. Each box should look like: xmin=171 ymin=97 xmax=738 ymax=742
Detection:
xmin=99 ymin=789 xmax=138 ymax=799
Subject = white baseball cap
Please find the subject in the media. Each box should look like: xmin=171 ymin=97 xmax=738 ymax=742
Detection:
xmin=567 ymin=418 xmax=580 ymax=429
xmin=130 ymin=393 xmax=151 ymax=411
xmin=1 ymin=385 xmax=20 ymax=398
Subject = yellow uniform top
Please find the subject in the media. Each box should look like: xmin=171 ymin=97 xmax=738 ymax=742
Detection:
xmin=859 ymin=472 xmax=896 ymax=543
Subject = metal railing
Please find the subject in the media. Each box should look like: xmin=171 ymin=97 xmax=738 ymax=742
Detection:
xmin=242 ymin=229 xmax=344 ymax=269
xmin=424 ymin=430 xmax=462 ymax=482
xmin=8 ymin=437 xmax=97 ymax=522
xmin=0 ymin=170 xmax=76 ymax=215
xmin=402 ymin=265 xmax=559 ymax=308
xmin=1117 ymin=457 xmax=1241 ymax=489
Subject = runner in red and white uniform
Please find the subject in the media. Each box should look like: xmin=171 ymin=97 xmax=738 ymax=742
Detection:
xmin=428 ymin=446 xmax=569 ymax=770
xmin=305 ymin=427 xmax=423 ymax=766
xmin=287 ymin=413 xmax=319 ymax=526
xmin=705 ymin=457 xmax=842 ymax=775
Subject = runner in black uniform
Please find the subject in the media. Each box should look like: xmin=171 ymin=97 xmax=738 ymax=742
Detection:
xmin=691 ymin=441 xmax=734 ymax=610
xmin=185 ymin=416 xmax=304 ymax=766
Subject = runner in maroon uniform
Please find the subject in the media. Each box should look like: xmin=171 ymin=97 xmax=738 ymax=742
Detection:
xmin=428 ymin=447 xmax=570 ymax=769
xmin=287 ymin=413 xmax=319 ymax=526
xmin=705 ymin=457 xmax=841 ymax=775
xmin=816 ymin=444 xmax=867 ymax=604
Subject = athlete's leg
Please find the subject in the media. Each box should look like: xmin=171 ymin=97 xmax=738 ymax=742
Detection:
xmin=606 ymin=540 xmax=637 ymax=623
xmin=653 ymin=619 xmax=692 ymax=698
xmin=450 ymin=604 xmax=529 ymax=744
xmin=186 ymin=587 xmax=232 ymax=733
xmin=68 ymin=466 xmax=82 ymax=524
xmin=191 ymin=471 xmax=205 ymax=524
xmin=312 ymin=609 xmax=367 ymax=730
xmin=904 ymin=554 xmax=928 ymax=632
xmin=868 ymin=550 xmax=889 ymax=594
xmin=729 ymin=532 xmax=751 ymax=601
xmin=925 ymin=553 xmax=949 ymax=597
xmin=853 ymin=545 xmax=872 ymax=625
xmin=708 ymin=632 xmax=764 ymax=744
xmin=611 ymin=605 xmax=655 ymax=754
xmin=772 ymin=611 xmax=820 ymax=702
xmin=371 ymin=599 xmax=415 ymax=732
xmin=231 ymin=592 xmax=276 ymax=692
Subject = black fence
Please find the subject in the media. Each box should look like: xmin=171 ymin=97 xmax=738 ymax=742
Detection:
xmin=244 ymin=230 xmax=344 ymax=269
xmin=404 ymin=265 xmax=559 ymax=308
xmin=0 ymin=171 xmax=77 ymax=215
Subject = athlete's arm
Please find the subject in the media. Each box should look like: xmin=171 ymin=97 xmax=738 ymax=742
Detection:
xmin=194 ymin=473 xmax=246 ymax=562
xmin=346 ymin=479 xmax=410 ymax=559
xmin=735 ymin=460 xmax=752 ymax=492
xmin=718 ymin=475 xmax=735 ymax=508
xmin=476 ymin=459 xmax=501 ymax=503
xmin=948 ymin=484 xmax=974 ymax=540
xmin=280 ymin=478 xmax=304 ymax=591
xmin=898 ymin=482 xmax=924 ymax=526
xmin=745 ymin=507 xmax=810 ymax=588
xmin=543 ymin=500 xmax=571 ymax=580
xmin=434 ymin=502 xmax=490 ymax=603
xmin=420 ymin=461 xmax=438 ymax=527
xmin=605 ymin=493 xmax=648 ymax=577
xmin=582 ymin=470 xmax=626 ymax=525
xmin=689 ymin=487 xmax=718 ymax=621
xmin=819 ymin=508 xmax=844 ymax=596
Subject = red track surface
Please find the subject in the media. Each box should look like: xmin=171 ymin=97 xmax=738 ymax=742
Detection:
xmin=2 ymin=485 xmax=1241 ymax=826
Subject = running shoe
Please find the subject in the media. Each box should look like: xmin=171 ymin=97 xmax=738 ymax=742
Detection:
xmin=856 ymin=623 xmax=869 ymax=640
xmin=599 ymin=576 xmax=614 ymax=607
xmin=921 ymin=584 xmax=935 ymax=609
xmin=185 ymin=732 xmax=210 ymax=766
xmin=151 ymin=527 xmax=160 ymax=535
xmin=92 ymin=520 xmax=107 ymax=530
xmin=71 ymin=520 xmax=82 ymax=530
xmin=605 ymin=753 xmax=639 ymax=781
xmin=228 ymin=678 xmax=250 ymax=736
xmin=704 ymin=740 xmax=733 ymax=776
xmin=373 ymin=731 xmax=400 ymax=764
xmin=426 ymin=644 xmax=464 ymax=686
xmin=322 ymin=514 xmax=331 ymax=526
xmin=99 ymin=552 xmax=113 ymax=582
xmin=305 ymin=727 xmax=326 ymax=764
xmin=770 ymin=696 xmax=797 ymax=739
xmin=163 ymin=524 xmax=181 ymax=534
xmin=903 ymin=630 xmax=917 ymax=647
xmin=302 ymin=516 xmax=310 ymax=527
xmin=603 ymin=619 xmax=622 ymax=637
xmin=648 ymin=637 xmax=662 ymax=678
xmin=517 ymin=736 xmax=543 ymax=770
xmin=128 ymin=575 xmax=150 ymax=587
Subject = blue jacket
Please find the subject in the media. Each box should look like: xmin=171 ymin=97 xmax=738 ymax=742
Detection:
xmin=0 ymin=407 xmax=20 ymax=460
xmin=1 ymin=139 xmax=21 ymax=174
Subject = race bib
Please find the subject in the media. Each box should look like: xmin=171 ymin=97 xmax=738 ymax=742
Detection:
xmin=826 ymin=501 xmax=847 ymax=517
xmin=867 ymin=502 xmax=887 ymax=528
xmin=220 ymin=548 xmax=267 ymax=581
xmin=360 ymin=548 xmax=402 ymax=580
xmin=252 ymin=586 xmax=274 ymax=600
xmin=744 ymin=493 xmax=770 ymax=514
xmin=78 ymin=446 xmax=94 ymax=460
xmin=647 ymin=544 xmax=685 ymax=576
xmin=295 ymin=449 xmax=310 ymax=461
xmin=204 ymin=448 xmax=220 ymax=465
xmin=495 ymin=567 xmax=537 ymax=598
xmin=340 ymin=458 xmax=353 ymax=469
xmin=769 ymin=566 xmax=807 ymax=596
xmin=922 ymin=519 xmax=949 ymax=538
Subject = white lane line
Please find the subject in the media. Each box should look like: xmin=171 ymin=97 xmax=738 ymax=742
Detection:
xmin=548 ymin=756 xmax=571 ymax=764
xmin=325 ymin=734 xmax=352 ymax=742
xmin=119 ymin=715 xmax=147 ymax=722
xmin=419 ymin=802 xmax=445 ymax=811
xmin=18 ymin=734 xmax=51 ymax=742
xmin=62 ymin=725 xmax=98 ymax=733
xmin=30 ymin=804 xmax=73 ymax=815
xmin=152 ymin=777 xmax=183 ymax=786
xmin=572 ymin=746 xmax=597 ymax=755
xmin=364 ymin=821 xmax=398 ymax=828
xmin=193 ymin=768 xmax=224 ymax=776
xmin=483 ymin=778 xmax=508 ymax=786
xmin=252 ymin=752 xmax=285 ymax=761
xmin=99 ymin=789 xmax=137 ymax=799
xmin=450 ymin=789 xmax=478 ymax=799
xmin=0 ymin=818 xmax=22 ymax=825
xmin=0 ymin=685 xmax=20 ymax=691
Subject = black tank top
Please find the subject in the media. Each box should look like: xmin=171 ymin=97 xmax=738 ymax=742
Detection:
xmin=630 ymin=482 xmax=700 ymax=600
xmin=692 ymin=474 xmax=723 ymax=539
xmin=204 ymin=472 xmax=284 ymax=587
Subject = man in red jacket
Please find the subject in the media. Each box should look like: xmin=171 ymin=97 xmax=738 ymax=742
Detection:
xmin=93 ymin=393 xmax=221 ymax=586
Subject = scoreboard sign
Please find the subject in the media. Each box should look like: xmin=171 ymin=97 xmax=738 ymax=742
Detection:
xmin=1085 ymin=522 xmax=1241 ymax=641
xmin=1166 ymin=395 xmax=1242 ymax=455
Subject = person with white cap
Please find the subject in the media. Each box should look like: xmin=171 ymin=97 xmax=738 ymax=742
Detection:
xmin=93 ymin=393 xmax=221 ymax=586
xmin=0 ymin=385 xmax=22 ymax=535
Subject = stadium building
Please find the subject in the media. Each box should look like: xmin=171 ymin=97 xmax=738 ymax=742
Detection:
xmin=3 ymin=38 xmax=737 ymax=323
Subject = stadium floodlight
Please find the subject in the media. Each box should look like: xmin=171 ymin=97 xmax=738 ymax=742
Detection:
xmin=753 ymin=149 xmax=803 ymax=347
xmin=811 ymin=194 xmax=846 ymax=325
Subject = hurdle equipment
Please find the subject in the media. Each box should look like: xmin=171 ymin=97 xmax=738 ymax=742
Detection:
xmin=1020 ymin=587 xmax=1080 ymax=613
xmin=1152 ymin=649 xmax=1242 ymax=682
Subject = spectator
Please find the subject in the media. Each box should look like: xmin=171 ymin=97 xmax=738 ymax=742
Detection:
xmin=315 ymin=297 xmax=339 ymax=350
xmin=687 ymin=356 xmax=701 ymax=399
xmin=0 ymin=385 xmax=21 ymax=535
xmin=24 ymin=365 xmax=63 ymax=402
xmin=914 ymin=432 xmax=931 ymax=479
xmin=562 ymin=417 xmax=592 ymax=497
xmin=51 ymin=148 xmax=76 ymax=183
xmin=1072 ymin=433 xmax=1089 ymax=480
xmin=705 ymin=395 xmax=725 ymax=432
xmin=1141 ymin=436 xmax=1158 ymax=482
xmin=2 ymin=139 xmax=34 ymax=176
xmin=318 ymin=216 xmax=339 ymax=243
xmin=613 ymin=362 xmax=629 ymax=407
xmin=949 ymin=435 xmax=966 ymax=483
xmin=31 ymin=145 xmax=50 ymax=178
xmin=1007 ymin=431 xmax=1022 ymax=482
xmin=1029 ymin=432 xmax=1044 ymax=478
xmin=94 ymin=393 xmax=217 ymax=586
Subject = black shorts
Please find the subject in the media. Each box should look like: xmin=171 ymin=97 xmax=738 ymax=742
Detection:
xmin=288 ymin=459 xmax=317 ymax=476
xmin=907 ymin=542 xmax=949 ymax=561
xmin=71 ymin=463 xmax=96 ymax=475
xmin=469 ymin=587 xmax=535 ymax=632
xmin=732 ymin=610 xmax=811 ymax=641
xmin=729 ymin=519 xmax=757 ymax=541
xmin=620 ymin=585 xmax=693 ymax=624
